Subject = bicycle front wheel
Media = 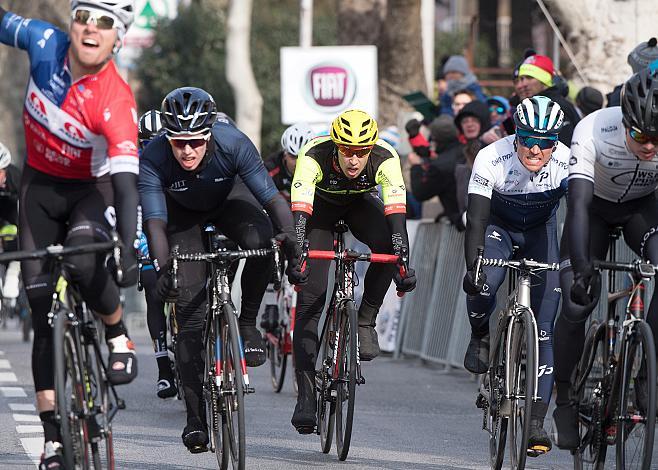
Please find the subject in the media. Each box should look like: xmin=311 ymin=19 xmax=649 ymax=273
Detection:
xmin=487 ymin=312 xmax=510 ymax=470
xmin=507 ymin=308 xmax=535 ymax=470
xmin=222 ymin=304 xmax=246 ymax=470
xmin=54 ymin=310 xmax=90 ymax=470
xmin=266 ymin=329 xmax=287 ymax=393
xmin=335 ymin=299 xmax=358 ymax=461
xmin=318 ymin=303 xmax=337 ymax=454
xmin=616 ymin=320 xmax=656 ymax=470
xmin=572 ymin=321 xmax=607 ymax=470
xmin=204 ymin=314 xmax=228 ymax=469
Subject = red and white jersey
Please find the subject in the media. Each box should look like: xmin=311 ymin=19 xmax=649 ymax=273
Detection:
xmin=1 ymin=12 xmax=139 ymax=179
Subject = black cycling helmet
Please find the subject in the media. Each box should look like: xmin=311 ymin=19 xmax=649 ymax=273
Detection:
xmin=621 ymin=68 xmax=658 ymax=137
xmin=161 ymin=87 xmax=218 ymax=137
xmin=138 ymin=110 xmax=163 ymax=149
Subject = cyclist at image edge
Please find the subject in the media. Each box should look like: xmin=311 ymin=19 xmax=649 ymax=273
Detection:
xmin=260 ymin=122 xmax=315 ymax=332
xmin=289 ymin=109 xmax=417 ymax=434
xmin=0 ymin=2 xmax=140 ymax=468
xmin=463 ymin=96 xmax=570 ymax=456
xmin=136 ymin=110 xmax=179 ymax=399
xmin=553 ymin=68 xmax=658 ymax=450
xmin=138 ymin=86 xmax=302 ymax=452
xmin=0 ymin=142 xmax=23 ymax=303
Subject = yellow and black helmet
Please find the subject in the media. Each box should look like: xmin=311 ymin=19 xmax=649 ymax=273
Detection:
xmin=330 ymin=109 xmax=378 ymax=146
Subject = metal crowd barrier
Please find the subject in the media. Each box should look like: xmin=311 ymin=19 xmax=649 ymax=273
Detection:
xmin=395 ymin=198 xmax=655 ymax=369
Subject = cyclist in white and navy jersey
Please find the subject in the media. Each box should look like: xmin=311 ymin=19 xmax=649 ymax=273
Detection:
xmin=553 ymin=68 xmax=658 ymax=450
xmin=463 ymin=95 xmax=570 ymax=457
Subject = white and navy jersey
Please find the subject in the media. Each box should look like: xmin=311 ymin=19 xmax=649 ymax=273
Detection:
xmin=569 ymin=106 xmax=658 ymax=203
xmin=468 ymin=135 xmax=569 ymax=230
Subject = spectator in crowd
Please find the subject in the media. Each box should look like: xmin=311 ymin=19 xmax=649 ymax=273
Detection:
xmin=454 ymin=101 xmax=491 ymax=223
xmin=575 ymin=86 xmax=604 ymax=117
xmin=380 ymin=125 xmax=422 ymax=220
xmin=487 ymin=96 xmax=510 ymax=127
xmin=439 ymin=55 xmax=487 ymax=117
xmin=452 ymin=89 xmax=477 ymax=117
xmin=607 ymin=37 xmax=658 ymax=107
xmin=515 ymin=54 xmax=580 ymax=146
xmin=407 ymin=115 xmax=463 ymax=226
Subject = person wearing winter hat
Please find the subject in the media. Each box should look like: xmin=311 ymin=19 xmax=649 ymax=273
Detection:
xmin=575 ymin=86 xmax=604 ymax=117
xmin=607 ymin=37 xmax=658 ymax=107
xmin=438 ymin=55 xmax=487 ymax=117
xmin=486 ymin=96 xmax=510 ymax=127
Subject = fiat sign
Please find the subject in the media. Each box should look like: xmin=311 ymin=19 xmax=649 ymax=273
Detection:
xmin=281 ymin=46 xmax=377 ymax=125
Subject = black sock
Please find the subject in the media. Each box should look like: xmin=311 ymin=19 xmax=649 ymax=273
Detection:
xmin=156 ymin=356 xmax=172 ymax=377
xmin=40 ymin=410 xmax=61 ymax=443
xmin=105 ymin=319 xmax=128 ymax=340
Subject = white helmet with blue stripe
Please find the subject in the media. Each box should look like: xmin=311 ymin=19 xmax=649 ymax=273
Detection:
xmin=514 ymin=95 xmax=565 ymax=136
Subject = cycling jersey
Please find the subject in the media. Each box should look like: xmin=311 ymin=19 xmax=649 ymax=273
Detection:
xmin=569 ymin=106 xmax=658 ymax=203
xmin=290 ymin=137 xmax=407 ymax=215
xmin=264 ymin=150 xmax=292 ymax=198
xmin=468 ymin=134 xmax=570 ymax=231
xmin=0 ymin=12 xmax=138 ymax=179
xmin=139 ymin=119 xmax=278 ymax=223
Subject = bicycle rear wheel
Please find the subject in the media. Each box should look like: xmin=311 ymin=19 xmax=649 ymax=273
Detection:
xmin=318 ymin=304 xmax=337 ymax=454
xmin=222 ymin=304 xmax=246 ymax=470
xmin=507 ymin=309 xmax=535 ymax=470
xmin=335 ymin=299 xmax=358 ymax=461
xmin=487 ymin=313 xmax=509 ymax=470
xmin=54 ymin=310 xmax=91 ymax=470
xmin=616 ymin=320 xmax=656 ymax=469
xmin=266 ymin=329 xmax=287 ymax=393
xmin=572 ymin=321 xmax=607 ymax=470
xmin=205 ymin=314 xmax=228 ymax=469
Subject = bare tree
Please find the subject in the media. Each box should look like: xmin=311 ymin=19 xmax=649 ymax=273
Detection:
xmin=337 ymin=0 xmax=386 ymax=46
xmin=377 ymin=0 xmax=425 ymax=126
xmin=225 ymin=0 xmax=263 ymax=149
xmin=544 ymin=0 xmax=658 ymax=93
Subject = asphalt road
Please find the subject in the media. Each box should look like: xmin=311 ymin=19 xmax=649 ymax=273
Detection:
xmin=0 ymin=315 xmax=583 ymax=469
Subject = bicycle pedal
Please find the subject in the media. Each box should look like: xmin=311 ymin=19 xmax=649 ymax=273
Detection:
xmin=294 ymin=425 xmax=315 ymax=435
xmin=475 ymin=393 xmax=488 ymax=410
xmin=245 ymin=385 xmax=256 ymax=394
xmin=187 ymin=444 xmax=209 ymax=454
xmin=357 ymin=376 xmax=365 ymax=385
xmin=526 ymin=445 xmax=549 ymax=458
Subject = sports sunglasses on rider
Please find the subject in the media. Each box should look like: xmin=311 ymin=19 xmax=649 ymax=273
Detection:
xmin=167 ymin=136 xmax=209 ymax=149
xmin=336 ymin=144 xmax=374 ymax=158
xmin=516 ymin=134 xmax=557 ymax=150
xmin=629 ymin=127 xmax=658 ymax=145
xmin=72 ymin=8 xmax=119 ymax=30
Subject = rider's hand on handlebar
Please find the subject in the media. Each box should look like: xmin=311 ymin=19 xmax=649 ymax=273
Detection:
xmin=570 ymin=261 xmax=601 ymax=307
xmin=394 ymin=267 xmax=416 ymax=292
xmin=286 ymin=257 xmax=308 ymax=286
xmin=275 ymin=232 xmax=308 ymax=285
xmin=108 ymin=243 xmax=138 ymax=288
xmin=156 ymin=263 xmax=180 ymax=302
xmin=463 ymin=269 xmax=487 ymax=296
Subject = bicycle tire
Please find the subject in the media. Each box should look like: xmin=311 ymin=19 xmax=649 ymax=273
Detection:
xmin=616 ymin=320 xmax=656 ymax=469
xmin=335 ymin=299 xmax=357 ymax=461
xmin=90 ymin=335 xmax=115 ymax=470
xmin=318 ymin=305 xmax=337 ymax=454
xmin=572 ymin=321 xmax=607 ymax=470
xmin=54 ymin=310 xmax=90 ymax=470
xmin=267 ymin=330 xmax=288 ymax=393
xmin=487 ymin=312 xmax=510 ymax=470
xmin=168 ymin=310 xmax=184 ymax=403
xmin=204 ymin=313 xmax=229 ymax=469
xmin=507 ymin=308 xmax=535 ymax=470
xmin=222 ymin=303 xmax=246 ymax=470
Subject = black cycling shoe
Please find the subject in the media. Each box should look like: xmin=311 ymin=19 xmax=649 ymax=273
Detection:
xmin=182 ymin=418 xmax=209 ymax=453
xmin=463 ymin=333 xmax=490 ymax=374
xmin=240 ymin=325 xmax=266 ymax=367
xmin=291 ymin=370 xmax=317 ymax=434
xmin=39 ymin=441 xmax=64 ymax=470
xmin=358 ymin=301 xmax=380 ymax=361
xmin=527 ymin=417 xmax=552 ymax=457
xmin=157 ymin=378 xmax=178 ymax=399
xmin=552 ymin=403 xmax=580 ymax=450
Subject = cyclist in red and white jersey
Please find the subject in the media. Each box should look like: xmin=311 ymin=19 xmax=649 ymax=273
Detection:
xmin=0 ymin=2 xmax=139 ymax=467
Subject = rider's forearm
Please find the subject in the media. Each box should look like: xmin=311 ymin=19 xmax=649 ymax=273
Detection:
xmin=292 ymin=210 xmax=309 ymax=248
xmin=263 ymin=192 xmax=294 ymax=235
xmin=464 ymin=194 xmax=491 ymax=268
xmin=385 ymin=213 xmax=409 ymax=257
xmin=567 ymin=178 xmax=594 ymax=270
xmin=144 ymin=218 xmax=169 ymax=273
xmin=111 ymin=172 xmax=138 ymax=251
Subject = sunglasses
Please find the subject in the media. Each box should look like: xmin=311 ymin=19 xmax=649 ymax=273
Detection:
xmin=517 ymin=134 xmax=557 ymax=150
xmin=489 ymin=105 xmax=505 ymax=115
xmin=336 ymin=144 xmax=373 ymax=158
xmin=629 ymin=127 xmax=658 ymax=145
xmin=167 ymin=136 xmax=209 ymax=149
xmin=72 ymin=8 xmax=118 ymax=30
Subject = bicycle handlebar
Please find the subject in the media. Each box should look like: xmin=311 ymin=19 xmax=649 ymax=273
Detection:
xmin=594 ymin=259 xmax=657 ymax=278
xmin=473 ymin=246 xmax=558 ymax=286
xmin=0 ymin=239 xmax=119 ymax=263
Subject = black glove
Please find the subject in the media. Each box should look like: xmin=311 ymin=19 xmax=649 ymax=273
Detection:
xmin=570 ymin=261 xmax=601 ymax=307
xmin=405 ymin=119 xmax=421 ymax=138
xmin=463 ymin=269 xmax=487 ymax=296
xmin=394 ymin=268 xmax=416 ymax=292
xmin=275 ymin=232 xmax=308 ymax=285
xmin=107 ymin=244 xmax=138 ymax=288
xmin=156 ymin=266 xmax=180 ymax=302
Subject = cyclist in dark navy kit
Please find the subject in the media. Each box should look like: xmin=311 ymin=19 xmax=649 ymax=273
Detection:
xmin=0 ymin=2 xmax=140 ymax=468
xmin=139 ymin=87 xmax=300 ymax=452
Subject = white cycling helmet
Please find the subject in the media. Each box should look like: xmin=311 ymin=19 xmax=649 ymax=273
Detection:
xmin=281 ymin=123 xmax=314 ymax=157
xmin=71 ymin=0 xmax=135 ymax=33
xmin=0 ymin=143 xmax=11 ymax=170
